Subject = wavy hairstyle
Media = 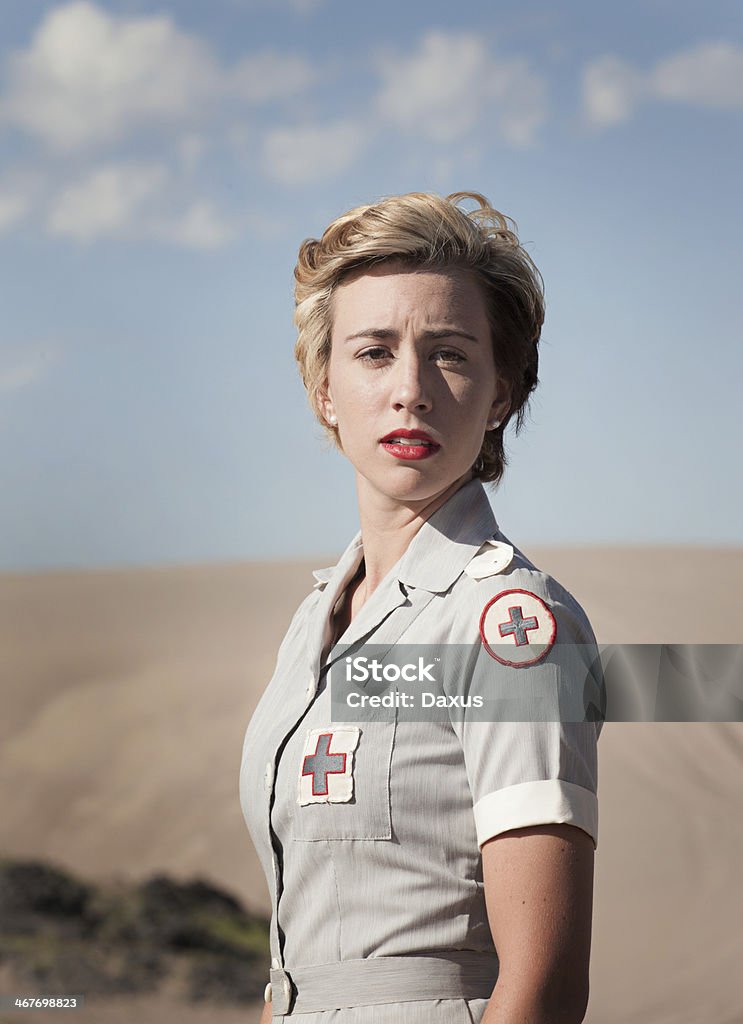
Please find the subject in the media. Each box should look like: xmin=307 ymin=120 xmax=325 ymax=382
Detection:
xmin=293 ymin=191 xmax=544 ymax=484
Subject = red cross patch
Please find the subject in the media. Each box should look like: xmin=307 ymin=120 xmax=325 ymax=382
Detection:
xmin=299 ymin=727 xmax=360 ymax=805
xmin=479 ymin=588 xmax=557 ymax=667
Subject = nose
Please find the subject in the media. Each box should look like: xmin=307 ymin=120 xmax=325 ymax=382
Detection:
xmin=390 ymin=347 xmax=433 ymax=416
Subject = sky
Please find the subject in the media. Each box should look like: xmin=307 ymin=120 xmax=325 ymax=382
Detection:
xmin=1 ymin=0 xmax=742 ymax=570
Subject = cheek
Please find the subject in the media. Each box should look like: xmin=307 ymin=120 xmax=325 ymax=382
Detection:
xmin=330 ymin=367 xmax=383 ymax=410
xmin=448 ymin=375 xmax=493 ymax=413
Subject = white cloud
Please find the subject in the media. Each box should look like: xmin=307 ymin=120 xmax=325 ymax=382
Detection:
xmin=0 ymin=190 xmax=30 ymax=233
xmin=374 ymin=30 xmax=547 ymax=147
xmin=46 ymin=161 xmax=238 ymax=249
xmin=229 ymin=51 xmax=315 ymax=103
xmin=150 ymin=200 xmax=238 ymax=250
xmin=583 ymin=41 xmax=743 ymax=127
xmin=0 ymin=2 xmax=218 ymax=150
xmin=261 ymin=31 xmax=547 ymax=187
xmin=47 ymin=160 xmax=169 ymax=240
xmin=0 ymin=167 xmax=48 ymax=234
xmin=652 ymin=42 xmax=743 ymax=109
xmin=177 ymin=133 xmax=207 ymax=174
xmin=582 ymin=56 xmax=644 ymax=126
xmin=0 ymin=1 xmax=316 ymax=151
xmin=493 ymin=61 xmax=549 ymax=148
xmin=263 ymin=119 xmax=366 ymax=185
xmin=0 ymin=345 xmax=59 ymax=393
xmin=228 ymin=0 xmax=327 ymax=12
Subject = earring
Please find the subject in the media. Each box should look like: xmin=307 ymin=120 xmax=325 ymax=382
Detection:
xmin=486 ymin=418 xmax=501 ymax=431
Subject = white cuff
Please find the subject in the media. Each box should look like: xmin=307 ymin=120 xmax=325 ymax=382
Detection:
xmin=473 ymin=779 xmax=599 ymax=850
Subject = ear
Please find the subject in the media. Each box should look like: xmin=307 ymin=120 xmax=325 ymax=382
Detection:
xmin=318 ymin=378 xmax=336 ymax=426
xmin=489 ymin=376 xmax=512 ymax=424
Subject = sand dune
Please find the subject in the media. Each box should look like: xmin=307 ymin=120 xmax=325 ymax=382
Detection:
xmin=1 ymin=548 xmax=742 ymax=1022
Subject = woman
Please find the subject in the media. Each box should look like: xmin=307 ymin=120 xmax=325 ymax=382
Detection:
xmin=240 ymin=191 xmax=602 ymax=1023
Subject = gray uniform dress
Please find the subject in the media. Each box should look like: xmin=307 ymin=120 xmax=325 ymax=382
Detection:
xmin=240 ymin=478 xmax=602 ymax=1021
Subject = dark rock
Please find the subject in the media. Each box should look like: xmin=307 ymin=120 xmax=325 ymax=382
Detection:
xmin=186 ymin=951 xmax=267 ymax=1003
xmin=0 ymin=860 xmax=91 ymax=920
xmin=0 ymin=858 xmax=269 ymax=1005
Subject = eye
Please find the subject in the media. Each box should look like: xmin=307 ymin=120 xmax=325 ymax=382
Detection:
xmin=434 ymin=349 xmax=465 ymax=364
xmin=358 ymin=347 xmax=390 ymax=363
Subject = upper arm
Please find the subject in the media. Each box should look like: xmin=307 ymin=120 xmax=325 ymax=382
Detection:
xmin=446 ymin=566 xmax=603 ymax=851
xmin=481 ymin=822 xmax=595 ymax=1016
xmin=446 ymin=559 xmax=602 ymax=1018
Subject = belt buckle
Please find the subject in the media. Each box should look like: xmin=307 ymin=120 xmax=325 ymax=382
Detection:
xmin=269 ymin=967 xmax=296 ymax=1015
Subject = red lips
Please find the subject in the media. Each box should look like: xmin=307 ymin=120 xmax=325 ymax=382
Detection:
xmin=379 ymin=428 xmax=441 ymax=461
xmin=380 ymin=428 xmax=438 ymax=444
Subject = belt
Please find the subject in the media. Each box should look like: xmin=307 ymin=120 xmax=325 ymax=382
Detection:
xmin=266 ymin=951 xmax=499 ymax=1016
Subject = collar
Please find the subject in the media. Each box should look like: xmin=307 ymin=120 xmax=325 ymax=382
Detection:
xmin=311 ymin=478 xmax=499 ymax=595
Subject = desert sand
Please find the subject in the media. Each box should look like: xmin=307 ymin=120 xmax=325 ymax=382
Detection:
xmin=1 ymin=546 xmax=742 ymax=1023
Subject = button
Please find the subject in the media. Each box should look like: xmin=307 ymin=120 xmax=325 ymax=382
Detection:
xmin=278 ymin=974 xmax=292 ymax=1005
xmin=264 ymin=982 xmax=272 ymax=1003
xmin=264 ymin=761 xmax=274 ymax=792
xmin=463 ymin=541 xmax=514 ymax=579
xmin=269 ymin=968 xmax=295 ymax=1015
xmin=271 ymin=957 xmax=281 ymax=969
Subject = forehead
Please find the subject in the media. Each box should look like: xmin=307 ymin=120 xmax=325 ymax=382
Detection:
xmin=330 ymin=263 xmax=488 ymax=330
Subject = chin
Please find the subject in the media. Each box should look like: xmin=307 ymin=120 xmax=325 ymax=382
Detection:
xmin=361 ymin=462 xmax=469 ymax=504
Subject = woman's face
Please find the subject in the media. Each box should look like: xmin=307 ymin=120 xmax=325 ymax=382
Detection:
xmin=322 ymin=262 xmax=510 ymax=506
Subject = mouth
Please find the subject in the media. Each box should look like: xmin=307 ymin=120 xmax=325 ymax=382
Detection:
xmin=379 ymin=430 xmax=441 ymax=460
xmin=379 ymin=431 xmax=440 ymax=448
xmin=381 ymin=438 xmax=438 ymax=448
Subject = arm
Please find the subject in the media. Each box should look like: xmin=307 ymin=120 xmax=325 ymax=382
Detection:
xmin=480 ymin=823 xmax=595 ymax=1024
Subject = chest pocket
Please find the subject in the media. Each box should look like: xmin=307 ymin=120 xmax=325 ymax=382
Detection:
xmin=294 ymin=717 xmax=396 ymax=842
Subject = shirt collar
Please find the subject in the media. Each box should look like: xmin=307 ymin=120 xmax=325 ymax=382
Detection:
xmin=311 ymin=477 xmax=499 ymax=595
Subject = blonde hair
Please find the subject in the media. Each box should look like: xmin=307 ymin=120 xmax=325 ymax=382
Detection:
xmin=293 ymin=191 xmax=544 ymax=484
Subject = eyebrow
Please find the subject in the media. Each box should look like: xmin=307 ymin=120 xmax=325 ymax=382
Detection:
xmin=344 ymin=327 xmax=480 ymax=344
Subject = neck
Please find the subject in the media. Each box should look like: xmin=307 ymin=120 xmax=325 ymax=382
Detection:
xmin=354 ymin=470 xmax=474 ymax=598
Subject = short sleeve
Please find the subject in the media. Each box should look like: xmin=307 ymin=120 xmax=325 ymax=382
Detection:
xmin=445 ymin=568 xmax=604 ymax=851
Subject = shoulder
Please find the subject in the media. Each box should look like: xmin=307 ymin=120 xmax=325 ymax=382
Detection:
xmin=445 ymin=534 xmax=604 ymax=727
xmin=449 ymin=533 xmax=598 ymax=654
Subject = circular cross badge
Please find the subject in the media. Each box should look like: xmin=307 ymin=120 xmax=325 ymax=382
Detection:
xmin=479 ymin=588 xmax=557 ymax=667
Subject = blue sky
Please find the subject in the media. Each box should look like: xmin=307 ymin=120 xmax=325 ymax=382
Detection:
xmin=1 ymin=0 xmax=742 ymax=570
